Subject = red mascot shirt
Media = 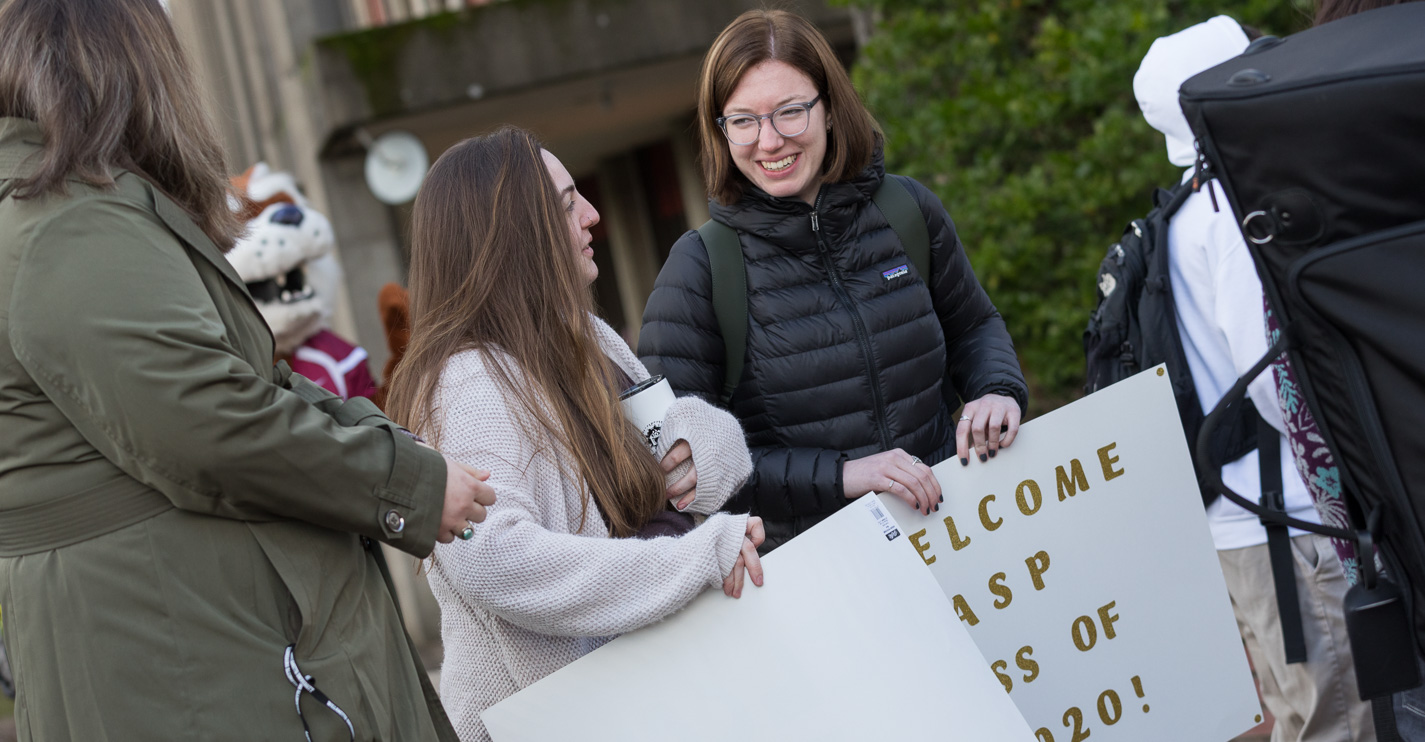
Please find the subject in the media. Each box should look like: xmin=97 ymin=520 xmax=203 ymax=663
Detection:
xmin=290 ymin=329 xmax=378 ymax=401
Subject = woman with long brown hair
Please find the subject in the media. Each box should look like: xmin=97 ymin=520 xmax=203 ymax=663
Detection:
xmin=384 ymin=126 xmax=762 ymax=742
xmin=0 ymin=0 xmax=493 ymax=739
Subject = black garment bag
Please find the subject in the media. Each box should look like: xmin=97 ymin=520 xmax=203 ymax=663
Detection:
xmin=1178 ymin=2 xmax=1425 ymax=706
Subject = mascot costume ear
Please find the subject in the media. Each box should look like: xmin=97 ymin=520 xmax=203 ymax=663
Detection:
xmin=228 ymin=164 xmax=378 ymax=401
xmin=372 ymin=282 xmax=411 ymax=412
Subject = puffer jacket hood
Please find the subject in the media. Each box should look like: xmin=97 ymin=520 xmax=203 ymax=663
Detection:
xmin=640 ymin=142 xmax=1027 ymax=551
xmin=713 ymin=146 xmax=886 ymax=246
xmin=1134 ymin=16 xmax=1249 ymax=168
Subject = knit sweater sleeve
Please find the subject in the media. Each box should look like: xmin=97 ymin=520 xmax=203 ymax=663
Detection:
xmin=430 ymin=351 xmax=748 ymax=638
xmin=654 ymin=396 xmax=753 ymax=514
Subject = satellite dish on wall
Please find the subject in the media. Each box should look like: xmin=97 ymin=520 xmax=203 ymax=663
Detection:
xmin=363 ymin=130 xmax=428 ymax=205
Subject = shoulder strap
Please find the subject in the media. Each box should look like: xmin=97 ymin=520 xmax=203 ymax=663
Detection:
xmin=1156 ymin=178 xmax=1197 ymax=219
xmin=1256 ymin=412 xmax=1307 ymax=664
xmin=697 ymin=219 xmax=746 ymax=407
xmin=1197 ymin=329 xmax=1354 ymax=540
xmin=872 ymin=176 xmax=931 ymax=281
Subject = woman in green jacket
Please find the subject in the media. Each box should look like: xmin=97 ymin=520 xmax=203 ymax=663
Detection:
xmin=0 ymin=1 xmax=494 ymax=739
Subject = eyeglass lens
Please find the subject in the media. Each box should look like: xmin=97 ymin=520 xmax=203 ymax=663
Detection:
xmin=723 ymin=104 xmax=811 ymax=145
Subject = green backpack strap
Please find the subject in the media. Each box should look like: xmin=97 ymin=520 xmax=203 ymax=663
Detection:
xmin=697 ymin=218 xmax=746 ymax=407
xmin=872 ymin=176 xmax=931 ymax=282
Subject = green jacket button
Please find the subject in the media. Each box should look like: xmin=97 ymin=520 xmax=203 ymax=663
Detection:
xmin=384 ymin=510 xmax=405 ymax=533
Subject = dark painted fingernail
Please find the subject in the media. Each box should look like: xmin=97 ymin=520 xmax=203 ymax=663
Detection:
xmin=979 ymin=453 xmax=987 ymax=462
xmin=960 ymin=457 xmax=969 ymax=466
xmin=933 ymin=504 xmax=939 ymax=512
xmin=989 ymin=449 xmax=997 ymax=458
xmin=939 ymin=495 xmax=944 ymax=503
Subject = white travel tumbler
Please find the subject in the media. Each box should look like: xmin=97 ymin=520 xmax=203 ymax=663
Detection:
xmin=619 ymin=375 xmax=676 ymax=453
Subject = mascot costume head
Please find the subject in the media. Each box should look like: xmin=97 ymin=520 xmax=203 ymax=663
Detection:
xmin=229 ymin=164 xmax=377 ymax=401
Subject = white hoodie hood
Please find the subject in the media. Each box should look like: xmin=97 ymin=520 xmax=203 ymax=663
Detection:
xmin=1133 ymin=16 xmax=1249 ymax=168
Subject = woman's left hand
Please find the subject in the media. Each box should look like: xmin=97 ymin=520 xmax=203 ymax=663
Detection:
xmin=723 ymin=516 xmax=766 ymax=598
xmin=956 ymin=393 xmax=1022 ymax=465
xmin=661 ymin=440 xmax=697 ymax=511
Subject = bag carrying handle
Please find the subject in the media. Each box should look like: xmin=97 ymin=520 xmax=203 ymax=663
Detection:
xmin=1195 ymin=326 xmax=1356 ymax=541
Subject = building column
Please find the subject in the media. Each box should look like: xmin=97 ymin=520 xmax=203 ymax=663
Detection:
xmin=319 ymin=155 xmax=406 ymax=377
xmin=670 ymin=120 xmax=711 ymax=229
xmin=173 ymin=0 xmax=362 ymax=344
xmin=595 ymin=153 xmax=661 ymax=344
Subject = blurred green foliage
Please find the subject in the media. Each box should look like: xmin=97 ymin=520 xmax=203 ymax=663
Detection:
xmin=844 ymin=0 xmax=1311 ymax=413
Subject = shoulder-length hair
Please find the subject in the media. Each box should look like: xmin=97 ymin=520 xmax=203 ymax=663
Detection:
xmin=696 ymin=9 xmax=880 ymax=206
xmin=0 ymin=0 xmax=241 ymax=249
xmin=385 ymin=126 xmax=666 ymax=539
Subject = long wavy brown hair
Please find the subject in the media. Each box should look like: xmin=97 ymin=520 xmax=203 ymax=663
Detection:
xmin=0 ymin=0 xmax=242 ymax=250
xmin=386 ymin=126 xmax=665 ymax=538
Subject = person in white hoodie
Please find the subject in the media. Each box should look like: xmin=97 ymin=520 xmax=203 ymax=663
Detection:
xmin=1134 ymin=17 xmax=1374 ymax=741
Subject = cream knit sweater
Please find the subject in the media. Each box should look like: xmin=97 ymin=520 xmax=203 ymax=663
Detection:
xmin=426 ymin=317 xmax=752 ymax=742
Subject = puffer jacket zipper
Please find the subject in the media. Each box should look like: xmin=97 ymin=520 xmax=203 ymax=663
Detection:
xmin=811 ymin=192 xmax=893 ymax=450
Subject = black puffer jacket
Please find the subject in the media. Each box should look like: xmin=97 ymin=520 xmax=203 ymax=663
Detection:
xmin=638 ymin=150 xmax=1027 ymax=551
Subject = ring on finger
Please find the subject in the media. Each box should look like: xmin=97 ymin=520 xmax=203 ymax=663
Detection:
xmin=909 ymin=456 xmax=922 ymax=466
xmin=458 ymin=522 xmax=475 ymax=540
xmin=959 ymin=415 xmax=972 ymax=422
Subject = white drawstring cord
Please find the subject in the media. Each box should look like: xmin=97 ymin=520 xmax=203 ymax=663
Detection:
xmin=283 ymin=644 xmax=355 ymax=742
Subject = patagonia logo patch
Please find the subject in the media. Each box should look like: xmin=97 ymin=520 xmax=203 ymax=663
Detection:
xmin=882 ymin=264 xmax=910 ymax=281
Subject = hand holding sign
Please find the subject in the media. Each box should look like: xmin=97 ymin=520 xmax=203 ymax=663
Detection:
xmin=723 ymin=516 xmax=765 ymax=598
xmin=843 ymin=448 xmax=940 ymax=515
xmin=957 ymin=391 xmax=1024 ymax=462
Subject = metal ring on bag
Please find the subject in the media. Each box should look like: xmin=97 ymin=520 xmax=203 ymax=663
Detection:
xmin=1241 ymin=210 xmax=1275 ymax=245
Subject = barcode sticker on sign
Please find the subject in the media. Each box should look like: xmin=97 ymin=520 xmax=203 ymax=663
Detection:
xmin=862 ymin=495 xmax=901 ymax=542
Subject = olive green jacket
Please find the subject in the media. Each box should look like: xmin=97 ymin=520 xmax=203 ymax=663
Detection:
xmin=0 ymin=118 xmax=456 ymax=741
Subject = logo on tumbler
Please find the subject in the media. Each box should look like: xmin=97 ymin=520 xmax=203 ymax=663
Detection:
xmin=643 ymin=422 xmax=663 ymax=450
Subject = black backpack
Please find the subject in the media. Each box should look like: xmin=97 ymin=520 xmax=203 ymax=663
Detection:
xmin=1084 ymin=180 xmax=1258 ymax=505
xmin=1180 ymin=2 xmax=1425 ymax=709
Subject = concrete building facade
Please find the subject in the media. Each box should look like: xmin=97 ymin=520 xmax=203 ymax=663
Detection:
xmin=172 ymin=0 xmax=854 ymax=367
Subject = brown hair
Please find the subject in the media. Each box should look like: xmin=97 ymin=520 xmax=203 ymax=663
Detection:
xmin=696 ymin=9 xmax=880 ymax=205
xmin=385 ymin=126 xmax=665 ymax=538
xmin=1315 ymin=0 xmax=1419 ymax=24
xmin=0 ymin=0 xmax=241 ymax=249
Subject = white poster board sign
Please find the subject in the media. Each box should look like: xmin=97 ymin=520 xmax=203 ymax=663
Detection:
xmin=483 ymin=494 xmax=1036 ymax=741
xmin=882 ymin=366 xmax=1260 ymax=742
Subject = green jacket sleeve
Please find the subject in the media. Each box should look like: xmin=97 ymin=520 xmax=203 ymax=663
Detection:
xmin=9 ymin=195 xmax=447 ymax=557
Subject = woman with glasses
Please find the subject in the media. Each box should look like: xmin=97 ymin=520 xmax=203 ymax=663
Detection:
xmin=639 ymin=9 xmax=1030 ymax=552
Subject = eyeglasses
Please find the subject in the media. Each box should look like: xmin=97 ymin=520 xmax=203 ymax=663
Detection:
xmin=716 ymin=95 xmax=822 ymax=146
